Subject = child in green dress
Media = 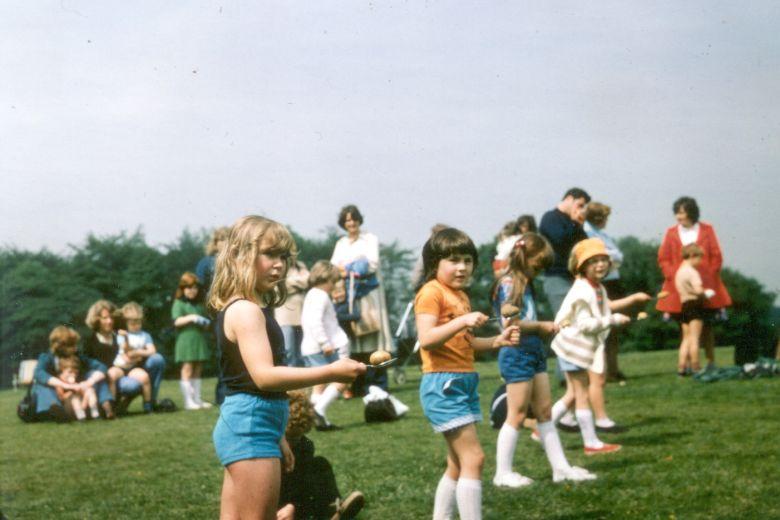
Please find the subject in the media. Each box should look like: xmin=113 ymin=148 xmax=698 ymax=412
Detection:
xmin=173 ymin=271 xmax=212 ymax=410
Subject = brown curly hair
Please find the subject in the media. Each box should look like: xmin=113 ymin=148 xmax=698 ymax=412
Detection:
xmin=285 ymin=390 xmax=314 ymax=440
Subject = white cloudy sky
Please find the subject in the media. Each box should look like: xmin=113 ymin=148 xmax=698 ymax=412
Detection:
xmin=1 ymin=1 xmax=778 ymax=296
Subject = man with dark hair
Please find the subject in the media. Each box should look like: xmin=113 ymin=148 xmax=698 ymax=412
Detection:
xmin=539 ymin=187 xmax=591 ymax=317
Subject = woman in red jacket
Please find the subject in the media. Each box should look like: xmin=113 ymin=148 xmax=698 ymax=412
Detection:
xmin=657 ymin=197 xmax=732 ymax=373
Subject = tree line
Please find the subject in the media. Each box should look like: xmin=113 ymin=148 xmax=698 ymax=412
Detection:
xmin=1 ymin=228 xmax=775 ymax=388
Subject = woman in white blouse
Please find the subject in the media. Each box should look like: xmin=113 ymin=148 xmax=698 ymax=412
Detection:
xmin=331 ymin=204 xmax=393 ymax=394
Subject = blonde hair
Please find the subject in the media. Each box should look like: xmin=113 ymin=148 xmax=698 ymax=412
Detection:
xmin=586 ymin=202 xmax=611 ymax=228
xmin=58 ymin=356 xmax=81 ymax=374
xmin=121 ymin=301 xmax=144 ymax=320
xmin=682 ymin=243 xmax=703 ymax=259
xmin=205 ymin=227 xmax=231 ymax=255
xmin=49 ymin=325 xmax=80 ymax=356
xmin=208 ymin=215 xmax=297 ymax=311
xmin=85 ymin=300 xmax=117 ymax=331
xmin=308 ymin=260 xmax=341 ymax=287
xmin=286 ymin=390 xmax=314 ymax=440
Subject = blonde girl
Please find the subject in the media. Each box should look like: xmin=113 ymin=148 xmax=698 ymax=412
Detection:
xmin=551 ymin=238 xmax=649 ymax=455
xmin=492 ymin=233 xmax=596 ymax=487
xmin=210 ymin=215 xmax=364 ymax=520
xmin=173 ymin=272 xmax=212 ymax=410
xmin=415 ymin=228 xmax=519 ymax=520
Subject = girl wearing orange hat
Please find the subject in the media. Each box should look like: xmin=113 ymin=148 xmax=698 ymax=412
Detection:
xmin=549 ymin=238 xmax=650 ymax=455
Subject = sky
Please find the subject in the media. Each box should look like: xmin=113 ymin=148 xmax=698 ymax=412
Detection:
xmin=1 ymin=1 xmax=778 ymax=297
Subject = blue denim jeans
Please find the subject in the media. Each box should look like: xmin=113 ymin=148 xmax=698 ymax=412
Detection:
xmin=33 ymin=370 xmax=113 ymax=414
xmin=281 ymin=325 xmax=303 ymax=367
xmin=116 ymin=353 xmax=166 ymax=403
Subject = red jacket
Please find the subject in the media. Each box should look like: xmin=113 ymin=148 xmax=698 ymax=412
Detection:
xmin=656 ymin=222 xmax=732 ymax=313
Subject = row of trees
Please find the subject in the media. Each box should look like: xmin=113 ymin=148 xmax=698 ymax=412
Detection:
xmin=1 ymin=228 xmax=775 ymax=387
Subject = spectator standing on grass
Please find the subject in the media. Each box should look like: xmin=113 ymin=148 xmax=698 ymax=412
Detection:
xmin=82 ymin=299 xmax=166 ymax=414
xmin=330 ymin=204 xmax=393 ymax=395
xmin=275 ymin=260 xmax=309 ymax=368
xmin=173 ymin=272 xmax=213 ymax=410
xmin=33 ymin=325 xmax=113 ymax=421
xmin=657 ymin=196 xmax=732 ymax=373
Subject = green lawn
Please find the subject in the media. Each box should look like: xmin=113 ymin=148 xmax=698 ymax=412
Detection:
xmin=2 ymin=347 xmax=779 ymax=519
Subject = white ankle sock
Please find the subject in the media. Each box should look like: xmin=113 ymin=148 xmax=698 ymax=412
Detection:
xmin=537 ymin=421 xmax=570 ymax=472
xmin=455 ymin=478 xmax=482 ymax=520
xmin=495 ymin=423 xmax=519 ymax=476
xmin=551 ymin=399 xmax=569 ymax=424
xmin=432 ymin=474 xmax=457 ymax=520
xmin=90 ymin=405 xmax=100 ymax=419
xmin=74 ymin=407 xmax=86 ymax=420
xmin=575 ymin=409 xmax=602 ymax=448
xmin=314 ymin=384 xmax=341 ymax=417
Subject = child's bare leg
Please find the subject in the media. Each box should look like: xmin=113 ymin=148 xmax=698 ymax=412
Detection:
xmin=445 ymin=424 xmax=484 ymax=520
xmin=107 ymin=366 xmax=124 ymax=398
xmin=84 ymin=387 xmax=99 ymax=418
xmin=494 ymin=381 xmax=531 ymax=480
xmin=688 ymin=319 xmax=703 ymax=371
xmin=129 ymin=368 xmax=152 ymax=402
xmin=70 ymin=394 xmax=86 ymax=420
xmin=551 ymin=373 xmax=575 ymax=424
xmin=587 ymin=370 xmax=608 ymax=421
xmin=570 ymin=371 xmax=602 ymax=449
xmin=221 ymin=458 xmax=281 ymax=520
xmin=702 ymin=324 xmax=715 ymax=366
xmin=678 ymin=323 xmax=691 ymax=373
xmin=532 ymin=373 xmax=586 ymax=475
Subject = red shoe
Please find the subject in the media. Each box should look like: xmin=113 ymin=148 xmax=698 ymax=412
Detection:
xmin=584 ymin=443 xmax=622 ymax=456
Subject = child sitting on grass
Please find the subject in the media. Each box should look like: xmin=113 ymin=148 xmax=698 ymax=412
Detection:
xmin=279 ymin=390 xmax=365 ymax=519
xmin=56 ymin=356 xmax=101 ymax=421
xmin=114 ymin=302 xmax=156 ymax=413
xmin=675 ymin=243 xmax=716 ymax=375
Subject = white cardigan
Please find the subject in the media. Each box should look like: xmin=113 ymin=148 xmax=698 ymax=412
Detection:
xmin=551 ymin=278 xmax=621 ymax=373
xmin=300 ymin=287 xmax=350 ymax=358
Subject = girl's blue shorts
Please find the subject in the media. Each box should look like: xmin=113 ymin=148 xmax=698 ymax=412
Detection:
xmin=498 ymin=343 xmax=547 ymax=383
xmin=557 ymin=356 xmax=587 ymax=372
xmin=419 ymin=372 xmax=482 ymax=433
xmin=303 ymin=351 xmax=339 ymax=367
xmin=213 ymin=393 xmax=289 ymax=467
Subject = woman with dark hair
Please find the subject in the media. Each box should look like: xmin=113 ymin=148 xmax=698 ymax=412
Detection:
xmin=330 ymin=204 xmax=393 ymax=395
xmin=657 ymin=197 xmax=732 ymax=373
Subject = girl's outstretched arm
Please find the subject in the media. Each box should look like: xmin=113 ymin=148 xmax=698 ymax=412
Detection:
xmin=468 ymin=325 xmax=520 ymax=351
xmin=228 ymin=301 xmax=364 ymax=391
xmin=609 ymin=292 xmax=651 ymax=312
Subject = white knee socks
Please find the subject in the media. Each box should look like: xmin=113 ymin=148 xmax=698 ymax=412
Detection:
xmin=537 ymin=420 xmax=570 ymax=471
xmin=495 ymin=423 xmax=519 ymax=476
xmin=433 ymin=474 xmax=457 ymax=520
xmin=180 ymin=380 xmax=198 ymax=410
xmin=314 ymin=384 xmax=341 ymax=419
xmin=551 ymin=399 xmax=570 ymax=424
xmin=455 ymin=478 xmax=482 ymax=520
xmin=575 ymin=409 xmax=603 ymax=448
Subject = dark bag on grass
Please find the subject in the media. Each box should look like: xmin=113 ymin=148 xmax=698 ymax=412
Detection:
xmin=154 ymin=398 xmax=178 ymax=413
xmin=364 ymin=398 xmax=398 ymax=423
xmin=17 ymin=386 xmax=37 ymax=423
xmin=489 ymin=383 xmax=534 ymax=428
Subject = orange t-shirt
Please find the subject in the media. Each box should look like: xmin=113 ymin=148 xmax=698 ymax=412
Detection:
xmin=414 ymin=279 xmax=474 ymax=373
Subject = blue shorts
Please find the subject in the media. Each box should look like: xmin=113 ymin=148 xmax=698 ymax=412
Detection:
xmin=213 ymin=393 xmax=289 ymax=467
xmin=303 ymin=352 xmax=339 ymax=367
xmin=419 ymin=372 xmax=482 ymax=433
xmin=498 ymin=342 xmax=547 ymax=383
xmin=557 ymin=356 xmax=587 ymax=373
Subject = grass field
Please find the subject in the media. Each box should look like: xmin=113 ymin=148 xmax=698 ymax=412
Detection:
xmin=2 ymin=347 xmax=779 ymax=519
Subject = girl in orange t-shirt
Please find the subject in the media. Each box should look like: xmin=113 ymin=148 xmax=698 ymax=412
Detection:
xmin=414 ymin=227 xmax=519 ymax=520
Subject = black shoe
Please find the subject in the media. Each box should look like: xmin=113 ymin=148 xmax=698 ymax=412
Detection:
xmin=314 ymin=411 xmax=341 ymax=431
xmin=596 ymin=423 xmax=628 ymax=434
xmin=116 ymin=395 xmax=132 ymax=416
xmin=557 ymin=421 xmax=580 ymax=433
xmin=48 ymin=404 xmax=71 ymax=423
xmin=337 ymin=491 xmax=365 ymax=520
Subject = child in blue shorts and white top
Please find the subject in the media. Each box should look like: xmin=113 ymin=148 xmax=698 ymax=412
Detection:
xmin=209 ymin=216 xmax=365 ymax=519
xmin=414 ymin=228 xmax=519 ymax=520
xmin=301 ymin=260 xmax=352 ymax=431
xmin=492 ymin=233 xmax=596 ymax=487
